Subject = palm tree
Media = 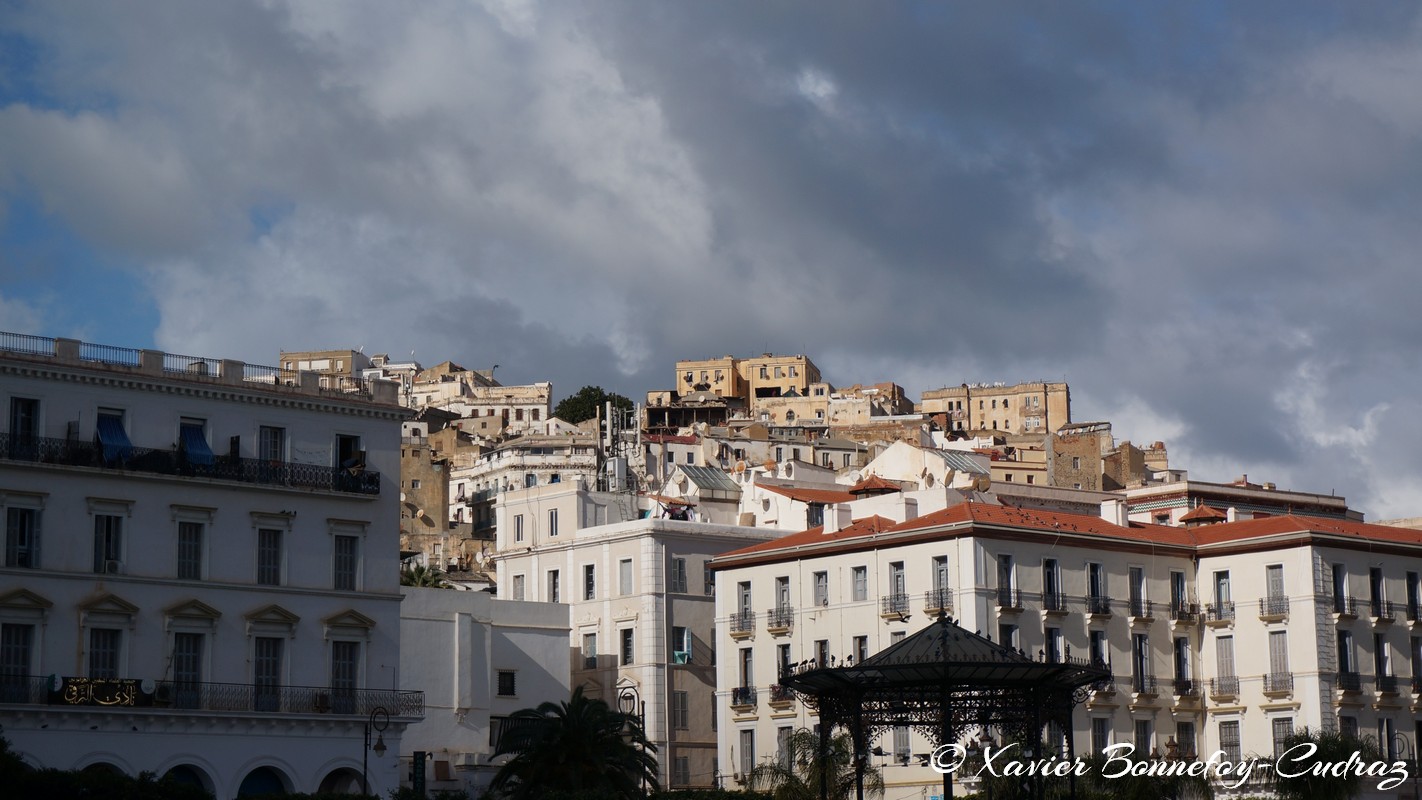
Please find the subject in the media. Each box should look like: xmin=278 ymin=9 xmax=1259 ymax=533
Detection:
xmin=748 ymin=728 xmax=883 ymax=800
xmin=400 ymin=563 xmax=449 ymax=588
xmin=489 ymin=686 xmax=659 ymax=800
xmin=1272 ymin=728 xmax=1382 ymax=800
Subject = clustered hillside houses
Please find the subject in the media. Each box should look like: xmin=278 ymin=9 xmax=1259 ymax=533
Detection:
xmin=2 ymin=334 xmax=1418 ymax=798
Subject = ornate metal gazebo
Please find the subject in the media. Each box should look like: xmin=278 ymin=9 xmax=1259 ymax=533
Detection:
xmin=780 ymin=612 xmax=1109 ymax=800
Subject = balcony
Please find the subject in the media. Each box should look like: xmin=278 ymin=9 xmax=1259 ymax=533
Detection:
xmin=1371 ymin=599 xmax=1396 ymax=623
xmin=1412 ymin=675 xmax=1422 ymax=694
xmin=1086 ymin=596 xmax=1112 ymax=618
xmin=1408 ymin=604 xmax=1421 ymax=623
xmin=1334 ymin=596 xmax=1358 ymax=618
xmin=996 ymin=587 xmax=1023 ymax=612
xmin=1377 ymin=674 xmax=1399 ymax=695
xmin=1170 ymin=602 xmax=1199 ymax=623
xmin=1204 ymin=601 xmax=1235 ymax=626
xmin=1258 ymin=596 xmax=1289 ymax=621
xmin=0 ymin=432 xmax=381 ymax=496
xmin=1263 ymin=672 xmax=1294 ymax=696
xmin=924 ymin=587 xmax=954 ymax=615
xmin=1131 ymin=674 xmax=1159 ymax=697
xmin=729 ymin=611 xmax=757 ymax=640
xmin=1041 ymin=591 xmax=1068 ymax=616
xmin=1336 ymin=671 xmax=1362 ymax=692
xmin=767 ymin=684 xmax=795 ymax=709
xmin=730 ymin=686 xmax=758 ymax=710
xmin=0 ymin=675 xmax=423 ymax=717
xmin=881 ymin=593 xmax=911 ymax=619
xmin=1089 ymin=676 xmax=1117 ymax=695
xmin=1172 ymin=678 xmax=1199 ymax=697
xmin=1128 ymin=599 xmax=1155 ymax=623
xmin=1210 ymin=676 xmax=1240 ymax=700
xmin=766 ymin=606 xmax=794 ymax=634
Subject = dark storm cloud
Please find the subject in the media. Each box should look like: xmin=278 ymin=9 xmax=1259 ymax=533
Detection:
xmin=3 ymin=1 xmax=1422 ymax=515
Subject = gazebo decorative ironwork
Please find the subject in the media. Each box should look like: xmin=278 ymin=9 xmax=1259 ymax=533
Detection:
xmin=780 ymin=612 xmax=1110 ymax=800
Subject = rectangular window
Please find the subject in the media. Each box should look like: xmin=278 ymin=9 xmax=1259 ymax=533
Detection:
xmin=889 ymin=561 xmax=906 ymax=598
xmin=88 ymin=628 xmax=121 ymax=679
xmin=814 ymin=571 xmax=829 ymax=606
xmin=672 ymin=626 xmax=690 ymax=663
xmin=548 ymin=509 xmax=558 ymax=537
xmin=548 ymin=570 xmax=560 ymax=603
xmin=512 ymin=574 xmax=526 ymax=601
xmin=1177 ymin=722 xmax=1196 ymax=759
xmin=1217 ymin=635 xmax=1236 ymax=676
xmin=514 ymin=514 xmax=524 ymax=542
xmin=740 ymin=730 xmax=755 ymax=778
xmin=1088 ymin=562 xmax=1106 ymax=600
xmin=1375 ymin=632 xmax=1391 ymax=676
xmin=1338 ymin=630 xmax=1356 ymax=673
xmin=738 ymin=581 xmax=752 ymax=614
xmin=177 ymin=521 xmax=203 ymax=580
xmin=1091 ymin=718 xmax=1110 ymax=753
xmin=816 ymin=639 xmax=830 ymax=667
xmin=1090 ymin=629 xmax=1108 ymax=667
xmin=853 ymin=635 xmax=868 ymax=663
xmin=1219 ymin=721 xmax=1241 ymax=763
xmin=1 ymin=624 xmax=35 ymax=696
xmin=621 ymin=628 xmax=634 ymax=665
xmin=497 ymin=670 xmax=517 ymax=696
xmin=1266 ymin=564 xmax=1285 ymax=598
xmin=704 ymin=562 xmax=715 ymax=596
xmin=739 ymin=648 xmax=754 ymax=687
xmin=259 ymin=425 xmax=285 ymax=461
xmin=894 ymin=726 xmax=910 ymax=760
xmin=257 ymin=528 xmax=282 ymax=586
xmin=619 ymin=558 xmax=634 ymax=595
xmin=584 ymin=564 xmax=596 ymax=600
xmin=778 ymin=643 xmax=792 ymax=676
xmin=672 ymin=690 xmax=689 ymax=730
xmin=333 ymin=535 xmax=359 ymax=590
xmin=5 ymin=507 xmax=39 ymax=569
xmin=172 ymin=632 xmax=203 ymax=698
xmin=1134 ymin=719 xmax=1152 ymax=756
xmin=674 ymin=755 xmax=690 ymax=786
xmin=1269 ymin=631 xmax=1290 ymax=676
xmin=998 ymin=623 xmax=1018 ymax=649
xmin=331 ymin=640 xmax=359 ymax=712
xmin=254 ymin=637 xmax=283 ymax=711
xmin=670 ymin=557 xmax=688 ymax=593
xmin=9 ymin=397 xmax=38 ymax=441
xmin=1273 ymin=717 xmax=1294 ymax=759
xmin=852 ymin=566 xmax=867 ymax=602
xmin=93 ymin=514 xmax=122 ymax=573
xmin=582 ymin=633 xmax=597 ymax=669
xmin=1045 ymin=627 xmax=1062 ymax=663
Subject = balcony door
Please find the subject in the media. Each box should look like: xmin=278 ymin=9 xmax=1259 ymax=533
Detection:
xmin=254 ymin=637 xmax=283 ymax=712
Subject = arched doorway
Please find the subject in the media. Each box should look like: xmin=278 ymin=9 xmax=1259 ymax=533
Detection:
xmin=164 ymin=764 xmax=213 ymax=794
xmin=237 ymin=766 xmax=290 ymax=797
xmin=317 ymin=767 xmax=364 ymax=794
xmin=81 ymin=762 xmax=123 ymax=776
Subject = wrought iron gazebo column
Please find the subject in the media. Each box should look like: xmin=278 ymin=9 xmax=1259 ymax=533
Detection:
xmin=852 ymin=701 xmax=866 ymax=800
xmin=942 ymin=685 xmax=953 ymax=800
xmin=1066 ymin=704 xmax=1078 ymax=800
xmin=820 ymin=714 xmax=832 ymax=800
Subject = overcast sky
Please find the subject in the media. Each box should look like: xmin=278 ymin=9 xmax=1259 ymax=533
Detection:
xmin=2 ymin=2 xmax=1420 ymax=517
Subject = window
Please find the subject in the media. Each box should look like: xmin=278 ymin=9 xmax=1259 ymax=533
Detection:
xmin=497 ymin=670 xmax=516 ymax=696
xmin=775 ymin=576 xmax=791 ymax=610
xmin=672 ymin=627 xmax=690 ymax=663
xmin=1217 ymin=635 xmax=1236 ymax=677
xmin=582 ymin=633 xmax=597 ymax=669
xmin=254 ymin=637 xmax=284 ymax=711
xmin=704 ymin=562 xmax=716 ymax=596
xmin=893 ymin=726 xmax=910 ymax=761
xmin=669 ymin=557 xmax=688 ymax=593
xmin=1266 ymin=564 xmax=1285 ymax=599
xmin=890 ymin=631 xmax=906 ymax=645
xmin=1219 ymin=720 xmax=1241 ymax=763
xmin=1270 ymin=631 xmax=1290 ymax=678
xmin=778 ymin=726 xmax=795 ymax=768
xmin=739 ymin=647 xmax=754 ymax=687
xmin=1090 ymin=629 xmax=1108 ymax=667
xmin=410 ymin=479 xmax=422 ymax=489
xmin=88 ymin=628 xmax=121 ymax=679
xmin=888 ymin=561 xmax=906 ymax=599
xmin=619 ymin=559 xmax=634 ymax=595
xmin=806 ymin=503 xmax=823 ymax=528
xmin=852 ymin=567 xmax=867 ymax=602
xmin=1214 ymin=570 xmax=1231 ymax=605
xmin=1134 ymin=719 xmax=1152 ymax=756
xmin=9 ymin=397 xmax=38 ymax=442
xmin=777 ymin=643 xmax=792 ymax=676
xmin=1337 ymin=630 xmax=1356 ymax=673
xmin=672 ymin=691 xmax=689 ymax=730
xmin=1071 ymin=456 xmax=1081 ymax=469
xmin=1174 ymin=637 xmax=1190 ymax=681
xmin=998 ymin=623 xmax=1018 ymax=649
xmin=814 ymin=571 xmax=829 ymax=606
xmin=1045 ymin=627 xmax=1062 ymax=663
xmin=333 ymin=535 xmax=359 ymax=590
xmin=1339 ymin=716 xmax=1358 ymax=740
xmin=665 ymin=451 xmax=674 ymax=464
xmin=1177 ymin=722 xmax=1196 ymax=759
xmin=1092 ymin=718 xmax=1110 ymax=753
xmin=547 ymin=570 xmax=560 ymax=603
xmin=257 ymin=528 xmax=282 ymax=586
xmin=621 ymin=628 xmax=634 ymax=665
xmin=740 ymin=730 xmax=755 ymax=777
xmin=815 ymin=639 xmax=829 ymax=667
xmin=524 ymin=473 xmax=536 ymax=488
xmin=177 ymin=521 xmax=203 ymax=580
xmin=93 ymin=514 xmax=123 ymax=573
xmin=584 ymin=564 xmax=596 ymax=600
xmin=686 ymin=452 xmax=694 ymax=465
xmin=1375 ymin=632 xmax=1391 ymax=677
xmin=331 ymin=640 xmax=359 ymax=712
xmin=853 ymin=635 xmax=868 ymax=663
xmin=548 ymin=509 xmax=558 ymax=537
xmin=1272 ymin=718 xmax=1294 ymax=759
xmin=1132 ymin=633 xmax=1150 ymax=688
xmin=95 ymin=407 xmax=131 ymax=463
xmin=511 ymin=574 xmax=526 ymax=601
xmin=171 ymin=632 xmax=203 ymax=706
xmin=514 ymin=515 xmax=524 ymax=542
xmin=1 ymin=623 xmax=35 ymax=695
xmin=5 ymin=507 xmax=39 ymax=569
xmin=259 ymin=425 xmax=285 ymax=461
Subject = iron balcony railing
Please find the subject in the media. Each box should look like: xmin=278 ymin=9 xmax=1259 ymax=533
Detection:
xmin=1041 ymin=591 xmax=1067 ymax=613
xmin=1334 ymin=596 xmax=1358 ymax=616
xmin=1086 ymin=595 xmax=1112 ymax=615
xmin=1210 ymin=676 xmax=1240 ymax=697
xmin=1128 ymin=598 xmax=1155 ymax=619
xmin=1336 ymin=671 xmax=1362 ymax=692
xmin=1409 ymin=603 xmax=1421 ymax=622
xmin=996 ymin=587 xmax=1022 ymax=609
xmin=1170 ymin=602 xmax=1199 ymax=621
xmin=924 ymin=587 xmax=954 ymax=614
xmin=0 ymin=432 xmax=380 ymax=495
xmin=882 ymin=593 xmax=910 ymax=616
xmin=766 ymin=606 xmax=794 ymax=630
xmin=1089 ymin=675 xmax=1117 ymax=694
xmin=1263 ymin=672 xmax=1294 ymax=693
xmin=1259 ymin=596 xmax=1290 ymax=617
xmin=1131 ymin=674 xmax=1158 ymax=695
xmin=0 ymin=676 xmax=422 ymax=717
xmin=731 ymin=686 xmax=757 ymax=707
xmin=1371 ymin=599 xmax=1396 ymax=620
xmin=1412 ymin=675 xmax=1422 ymax=694
xmin=1172 ymin=678 xmax=1199 ymax=696
xmin=768 ymin=685 xmax=794 ymax=705
xmin=1204 ymin=601 xmax=1235 ymax=622
xmin=1377 ymin=674 xmax=1399 ymax=694
xmin=729 ymin=611 xmax=757 ymax=635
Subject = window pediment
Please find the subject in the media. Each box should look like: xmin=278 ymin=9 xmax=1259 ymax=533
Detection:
xmin=0 ymin=588 xmax=53 ymax=612
xmin=245 ymin=603 xmax=300 ymax=636
xmin=323 ymin=609 xmax=376 ymax=640
xmin=79 ymin=592 xmax=139 ymax=626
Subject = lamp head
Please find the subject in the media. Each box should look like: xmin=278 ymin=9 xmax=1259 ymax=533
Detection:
xmin=373 ymin=734 xmax=387 ymax=758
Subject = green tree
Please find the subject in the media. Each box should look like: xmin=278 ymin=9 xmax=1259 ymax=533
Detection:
xmin=401 ymin=563 xmax=450 ymax=588
xmin=1272 ymin=728 xmax=1383 ymax=800
xmin=554 ymin=386 xmax=633 ymax=425
xmin=489 ymin=686 xmax=659 ymax=800
xmin=747 ymin=728 xmax=883 ymax=800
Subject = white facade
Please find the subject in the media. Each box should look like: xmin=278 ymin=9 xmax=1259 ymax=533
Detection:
xmin=399 ymin=587 xmax=571 ymax=796
xmin=0 ymin=334 xmax=415 ymax=797
xmin=711 ymin=500 xmax=1422 ymax=797
xmin=494 ymin=481 xmax=773 ymax=789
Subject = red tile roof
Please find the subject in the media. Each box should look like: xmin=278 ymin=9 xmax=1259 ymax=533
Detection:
xmin=758 ymin=483 xmax=857 ymax=505
xmin=1179 ymin=504 xmax=1228 ymax=523
xmin=849 ymin=475 xmax=902 ymax=494
xmin=1190 ymin=514 xmax=1422 ymax=548
xmin=715 ymin=515 xmax=900 ymax=559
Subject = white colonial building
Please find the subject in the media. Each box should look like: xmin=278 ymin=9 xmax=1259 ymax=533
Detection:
xmin=493 ymin=480 xmax=772 ymax=789
xmin=710 ymin=495 xmax=1422 ymax=797
xmin=0 ymin=333 xmax=417 ymax=797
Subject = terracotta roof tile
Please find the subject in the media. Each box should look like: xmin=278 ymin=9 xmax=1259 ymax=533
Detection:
xmin=717 ymin=515 xmax=900 ymax=559
xmin=1179 ymin=504 xmax=1228 ymax=522
xmin=758 ymin=484 xmax=857 ymax=505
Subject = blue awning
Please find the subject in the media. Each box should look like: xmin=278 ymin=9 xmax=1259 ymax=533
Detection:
xmin=96 ymin=416 xmax=133 ymax=462
xmin=180 ymin=424 xmax=214 ymax=466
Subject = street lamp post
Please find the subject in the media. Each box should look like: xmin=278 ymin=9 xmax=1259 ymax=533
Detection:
xmin=363 ymin=706 xmax=389 ymax=797
xmin=619 ymin=686 xmax=647 ymax=796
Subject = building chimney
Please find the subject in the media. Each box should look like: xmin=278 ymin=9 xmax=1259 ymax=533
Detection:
xmin=1100 ymin=498 xmax=1128 ymax=526
xmin=900 ymin=497 xmax=919 ymax=523
xmin=824 ymin=503 xmax=853 ymax=534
